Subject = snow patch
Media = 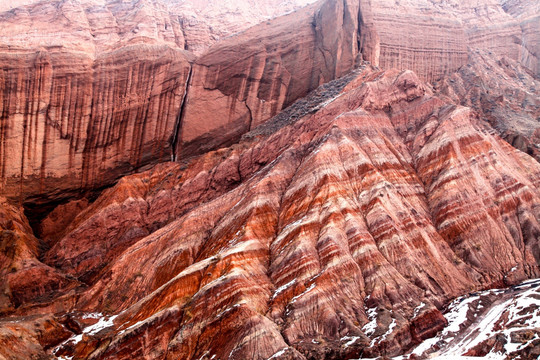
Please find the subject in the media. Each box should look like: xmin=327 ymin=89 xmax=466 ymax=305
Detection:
xmin=272 ymin=279 xmax=296 ymax=300
xmin=268 ymin=347 xmax=289 ymax=359
xmin=362 ymin=307 xmax=378 ymax=337
xmin=370 ymin=318 xmax=396 ymax=346
xmin=407 ymin=278 xmax=540 ymax=359
xmin=413 ymin=302 xmax=426 ymax=318
xmin=53 ymin=313 xmax=118 ymax=358
xmin=341 ymin=335 xmax=361 ymax=347
xmin=290 ymin=283 xmax=316 ymax=303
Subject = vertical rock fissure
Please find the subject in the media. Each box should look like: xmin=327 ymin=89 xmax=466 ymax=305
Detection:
xmin=171 ymin=65 xmax=193 ymax=161
xmin=245 ymin=102 xmax=254 ymax=131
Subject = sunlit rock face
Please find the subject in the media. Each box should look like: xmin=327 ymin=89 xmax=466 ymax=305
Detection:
xmin=2 ymin=65 xmax=538 ymax=359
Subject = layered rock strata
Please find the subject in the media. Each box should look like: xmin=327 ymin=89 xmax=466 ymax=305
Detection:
xmin=1 ymin=66 xmax=538 ymax=359
xmin=0 ymin=197 xmax=79 ymax=316
xmin=437 ymin=51 xmax=540 ymax=162
xmin=0 ymin=0 xmax=192 ymax=205
xmin=406 ymin=278 xmax=540 ymax=359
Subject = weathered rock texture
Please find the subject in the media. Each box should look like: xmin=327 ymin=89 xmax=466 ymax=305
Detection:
xmin=407 ymin=279 xmax=540 ymax=359
xmin=0 ymin=2 xmax=539 ymax=357
xmin=437 ymin=50 xmax=540 ymax=162
xmin=176 ymin=0 xmax=370 ymax=157
xmin=0 ymin=0 xmax=192 ymax=206
xmin=1 ymin=65 xmax=539 ymax=359
xmin=0 ymin=197 xmax=79 ymax=316
xmin=1 ymin=0 xmax=539 ymax=205
xmin=167 ymin=0 xmax=320 ymax=55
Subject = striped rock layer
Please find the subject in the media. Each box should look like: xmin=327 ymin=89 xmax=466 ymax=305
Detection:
xmin=1 ymin=0 xmax=538 ymax=205
xmin=1 ymin=65 xmax=539 ymax=359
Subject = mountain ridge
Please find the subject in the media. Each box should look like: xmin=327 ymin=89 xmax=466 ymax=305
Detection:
xmin=0 ymin=0 xmax=539 ymax=359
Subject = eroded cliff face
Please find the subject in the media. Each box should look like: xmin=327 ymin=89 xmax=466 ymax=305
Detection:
xmin=0 ymin=0 xmax=192 ymax=207
xmin=0 ymin=2 xmax=539 ymax=357
xmin=437 ymin=50 xmax=540 ymax=162
xmin=176 ymin=0 xmax=370 ymax=157
xmin=1 ymin=65 xmax=538 ymax=359
xmin=167 ymin=0 xmax=321 ymax=55
xmin=1 ymin=0 xmax=538 ymax=205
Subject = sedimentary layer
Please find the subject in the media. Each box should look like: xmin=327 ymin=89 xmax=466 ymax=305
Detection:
xmin=1 ymin=66 xmax=538 ymax=359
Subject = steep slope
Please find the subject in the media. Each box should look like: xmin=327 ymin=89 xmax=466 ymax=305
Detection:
xmin=1 ymin=65 xmax=538 ymax=359
xmin=176 ymin=0 xmax=370 ymax=158
xmin=166 ymin=0 xmax=321 ymax=55
xmin=0 ymin=197 xmax=79 ymax=359
xmin=407 ymin=279 xmax=540 ymax=359
xmin=437 ymin=51 xmax=540 ymax=162
xmin=1 ymin=0 xmax=538 ymax=207
xmin=0 ymin=0 xmax=192 ymax=206
xmin=501 ymin=0 xmax=540 ymax=77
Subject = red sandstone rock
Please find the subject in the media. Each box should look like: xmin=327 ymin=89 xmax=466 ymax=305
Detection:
xmin=2 ymin=66 xmax=532 ymax=359
xmin=0 ymin=1 xmax=539 ymax=359
xmin=39 ymin=198 xmax=89 ymax=247
xmin=0 ymin=314 xmax=72 ymax=359
xmin=0 ymin=0 xmax=192 ymax=205
xmin=2 ymin=0 xmax=538 ymax=204
xmin=0 ymin=198 xmax=79 ymax=315
xmin=436 ymin=50 xmax=540 ymax=161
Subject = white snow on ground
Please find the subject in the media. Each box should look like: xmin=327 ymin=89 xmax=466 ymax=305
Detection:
xmin=370 ymin=318 xmax=396 ymax=346
xmin=290 ymin=283 xmax=316 ymax=303
xmin=53 ymin=313 xmax=118 ymax=358
xmin=267 ymin=347 xmax=289 ymax=359
xmin=442 ymin=296 xmax=478 ymax=334
xmin=272 ymin=279 xmax=296 ymax=300
xmin=358 ymin=278 xmax=540 ymax=360
xmin=81 ymin=313 xmax=101 ymax=319
xmin=82 ymin=314 xmax=118 ymax=336
xmin=412 ymin=302 xmax=426 ymax=318
xmin=362 ymin=307 xmax=378 ymax=336
xmin=408 ymin=279 xmax=540 ymax=359
xmin=341 ymin=335 xmax=362 ymax=347
xmin=436 ymin=282 xmax=540 ymax=358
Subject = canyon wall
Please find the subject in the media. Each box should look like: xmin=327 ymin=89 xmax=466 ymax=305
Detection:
xmin=0 ymin=0 xmax=192 ymax=205
xmin=7 ymin=65 xmax=538 ymax=360
xmin=0 ymin=0 xmax=538 ymax=206
xmin=0 ymin=1 xmax=539 ymax=358
xmin=0 ymin=47 xmax=191 ymax=204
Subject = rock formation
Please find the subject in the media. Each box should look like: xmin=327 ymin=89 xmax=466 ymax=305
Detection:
xmin=0 ymin=0 xmax=539 ymax=359
xmin=437 ymin=50 xmax=540 ymax=162
xmin=167 ymin=0 xmax=321 ymax=55
xmin=0 ymin=0 xmax=192 ymax=208
xmin=1 ymin=0 xmax=538 ymax=206
xmin=1 ymin=64 xmax=539 ymax=359
xmin=407 ymin=279 xmax=540 ymax=359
